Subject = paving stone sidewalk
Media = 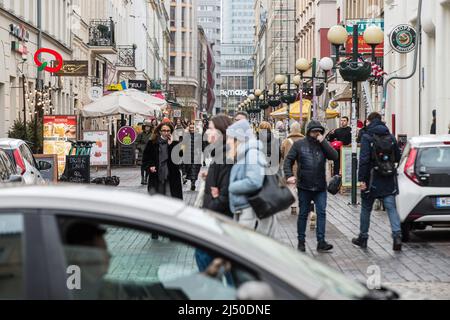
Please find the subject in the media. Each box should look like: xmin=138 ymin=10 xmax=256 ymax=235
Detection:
xmin=93 ymin=167 xmax=450 ymax=299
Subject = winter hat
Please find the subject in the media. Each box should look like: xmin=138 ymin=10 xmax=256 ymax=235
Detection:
xmin=290 ymin=122 xmax=302 ymax=135
xmin=306 ymin=120 xmax=325 ymax=134
xmin=227 ymin=119 xmax=255 ymax=142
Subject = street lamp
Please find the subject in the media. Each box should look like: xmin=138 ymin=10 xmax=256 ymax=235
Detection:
xmin=295 ymin=57 xmax=330 ymax=121
xmin=363 ymin=25 xmax=384 ymax=62
xmin=328 ymin=23 xmax=378 ymax=205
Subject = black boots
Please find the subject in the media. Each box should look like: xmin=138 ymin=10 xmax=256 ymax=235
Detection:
xmin=393 ymin=236 xmax=402 ymax=251
xmin=297 ymin=241 xmax=306 ymax=252
xmin=352 ymin=236 xmax=368 ymax=249
xmin=317 ymin=241 xmax=333 ymax=252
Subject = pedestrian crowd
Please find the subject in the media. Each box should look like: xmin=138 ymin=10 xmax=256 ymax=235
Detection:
xmin=138 ymin=110 xmax=404 ymax=254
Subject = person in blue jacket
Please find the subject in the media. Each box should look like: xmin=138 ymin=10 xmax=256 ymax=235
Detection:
xmin=352 ymin=112 xmax=403 ymax=251
xmin=226 ymin=119 xmax=278 ymax=238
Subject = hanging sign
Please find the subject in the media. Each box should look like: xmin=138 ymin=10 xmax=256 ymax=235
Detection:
xmin=128 ymin=80 xmax=147 ymax=91
xmin=117 ymin=126 xmax=137 ymax=145
xmin=55 ymin=60 xmax=89 ymax=76
xmin=390 ymin=24 xmax=417 ymax=53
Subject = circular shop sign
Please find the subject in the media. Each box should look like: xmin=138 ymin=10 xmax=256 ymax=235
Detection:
xmin=117 ymin=126 xmax=137 ymax=145
xmin=88 ymin=86 xmax=103 ymax=101
xmin=390 ymin=24 xmax=417 ymax=54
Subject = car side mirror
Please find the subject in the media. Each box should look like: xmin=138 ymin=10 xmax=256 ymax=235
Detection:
xmin=236 ymin=281 xmax=275 ymax=300
xmin=8 ymin=175 xmax=23 ymax=183
xmin=38 ymin=161 xmax=52 ymax=171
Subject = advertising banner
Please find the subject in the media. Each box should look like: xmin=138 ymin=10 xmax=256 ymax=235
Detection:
xmin=43 ymin=115 xmax=77 ymax=176
xmin=346 ymin=19 xmax=384 ymax=58
xmin=83 ymin=131 xmax=110 ymax=167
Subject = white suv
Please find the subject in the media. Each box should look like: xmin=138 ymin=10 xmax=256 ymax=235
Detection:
xmin=396 ymin=135 xmax=450 ymax=241
xmin=0 ymin=139 xmax=51 ymax=185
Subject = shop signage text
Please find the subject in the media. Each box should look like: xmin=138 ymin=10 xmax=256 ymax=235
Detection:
xmin=390 ymin=24 xmax=417 ymax=54
xmin=220 ymin=89 xmax=248 ymax=97
xmin=55 ymin=60 xmax=89 ymax=76
xmin=346 ymin=19 xmax=384 ymax=58
xmin=128 ymin=80 xmax=147 ymax=91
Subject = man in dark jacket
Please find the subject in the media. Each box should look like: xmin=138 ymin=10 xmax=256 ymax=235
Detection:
xmin=327 ymin=116 xmax=352 ymax=176
xmin=284 ymin=120 xmax=338 ymax=253
xmin=352 ymin=112 xmax=403 ymax=251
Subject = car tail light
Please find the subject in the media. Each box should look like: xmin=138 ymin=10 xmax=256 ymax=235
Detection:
xmin=404 ymin=148 xmax=420 ymax=185
xmin=13 ymin=149 xmax=26 ymax=175
xmin=444 ymin=141 xmax=450 ymax=145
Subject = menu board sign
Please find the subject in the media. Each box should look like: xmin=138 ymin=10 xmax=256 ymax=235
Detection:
xmin=341 ymin=146 xmax=361 ymax=188
xmin=43 ymin=115 xmax=77 ymax=176
xmin=83 ymin=131 xmax=110 ymax=166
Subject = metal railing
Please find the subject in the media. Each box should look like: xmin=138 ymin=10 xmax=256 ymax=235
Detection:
xmin=116 ymin=45 xmax=136 ymax=67
xmin=88 ymin=18 xmax=115 ymax=47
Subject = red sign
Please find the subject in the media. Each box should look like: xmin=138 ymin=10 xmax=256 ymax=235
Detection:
xmin=346 ymin=36 xmax=384 ymax=57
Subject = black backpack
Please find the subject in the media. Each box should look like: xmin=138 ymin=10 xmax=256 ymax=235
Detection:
xmin=370 ymin=134 xmax=397 ymax=177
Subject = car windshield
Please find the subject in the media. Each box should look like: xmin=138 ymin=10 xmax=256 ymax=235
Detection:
xmin=219 ymin=222 xmax=370 ymax=299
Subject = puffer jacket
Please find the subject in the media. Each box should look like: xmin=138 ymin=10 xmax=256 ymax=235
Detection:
xmin=229 ymin=139 xmax=267 ymax=213
xmin=284 ymin=120 xmax=338 ymax=192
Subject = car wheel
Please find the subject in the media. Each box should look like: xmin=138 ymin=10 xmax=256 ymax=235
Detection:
xmin=401 ymin=223 xmax=411 ymax=242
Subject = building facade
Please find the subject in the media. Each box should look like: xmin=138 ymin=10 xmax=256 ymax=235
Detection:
xmin=0 ymin=0 xmax=74 ymax=137
xmin=221 ymin=0 xmax=255 ymax=115
xmin=197 ymin=0 xmax=221 ymax=114
xmin=169 ymin=0 xmax=199 ymax=117
xmin=384 ymin=0 xmax=450 ymax=136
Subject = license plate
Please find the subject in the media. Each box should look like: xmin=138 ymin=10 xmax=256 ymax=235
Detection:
xmin=436 ymin=197 xmax=450 ymax=208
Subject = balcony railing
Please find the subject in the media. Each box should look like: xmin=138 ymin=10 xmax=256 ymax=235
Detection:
xmin=89 ymin=18 xmax=115 ymax=47
xmin=116 ymin=45 xmax=136 ymax=67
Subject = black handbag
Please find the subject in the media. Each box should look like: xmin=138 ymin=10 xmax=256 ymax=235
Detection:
xmin=328 ymin=175 xmax=342 ymax=195
xmin=248 ymin=174 xmax=295 ymax=220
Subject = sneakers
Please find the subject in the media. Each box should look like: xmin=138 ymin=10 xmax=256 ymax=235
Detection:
xmin=393 ymin=236 xmax=402 ymax=251
xmin=297 ymin=241 xmax=306 ymax=252
xmin=352 ymin=236 xmax=368 ymax=249
xmin=317 ymin=241 xmax=333 ymax=252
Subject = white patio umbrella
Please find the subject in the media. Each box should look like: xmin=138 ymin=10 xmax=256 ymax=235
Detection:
xmin=81 ymin=89 xmax=167 ymax=118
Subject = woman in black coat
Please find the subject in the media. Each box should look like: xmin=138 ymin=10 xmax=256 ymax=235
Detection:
xmin=142 ymin=122 xmax=183 ymax=200
xmin=202 ymin=115 xmax=234 ymax=217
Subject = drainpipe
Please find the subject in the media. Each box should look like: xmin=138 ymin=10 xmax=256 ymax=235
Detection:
xmin=381 ymin=0 xmax=423 ymax=121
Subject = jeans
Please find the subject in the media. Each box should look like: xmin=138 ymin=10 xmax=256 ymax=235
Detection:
xmin=298 ymin=190 xmax=327 ymax=243
xmin=360 ymin=195 xmax=402 ymax=239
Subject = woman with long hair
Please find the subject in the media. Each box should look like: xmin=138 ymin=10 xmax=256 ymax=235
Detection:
xmin=202 ymin=114 xmax=233 ymax=216
xmin=142 ymin=122 xmax=183 ymax=199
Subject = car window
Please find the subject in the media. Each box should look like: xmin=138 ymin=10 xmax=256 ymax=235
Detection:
xmin=220 ymin=223 xmax=370 ymax=299
xmin=417 ymin=147 xmax=450 ymax=169
xmin=19 ymin=145 xmax=35 ymax=167
xmin=0 ymin=157 xmax=8 ymax=181
xmin=57 ymin=217 xmax=258 ymax=300
xmin=0 ymin=214 xmax=25 ymax=299
xmin=0 ymin=152 xmax=15 ymax=176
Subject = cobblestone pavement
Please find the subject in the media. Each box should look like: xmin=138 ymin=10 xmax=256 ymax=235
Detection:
xmin=93 ymin=167 xmax=450 ymax=299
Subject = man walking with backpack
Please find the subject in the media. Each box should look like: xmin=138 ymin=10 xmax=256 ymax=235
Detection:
xmin=352 ymin=112 xmax=403 ymax=251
